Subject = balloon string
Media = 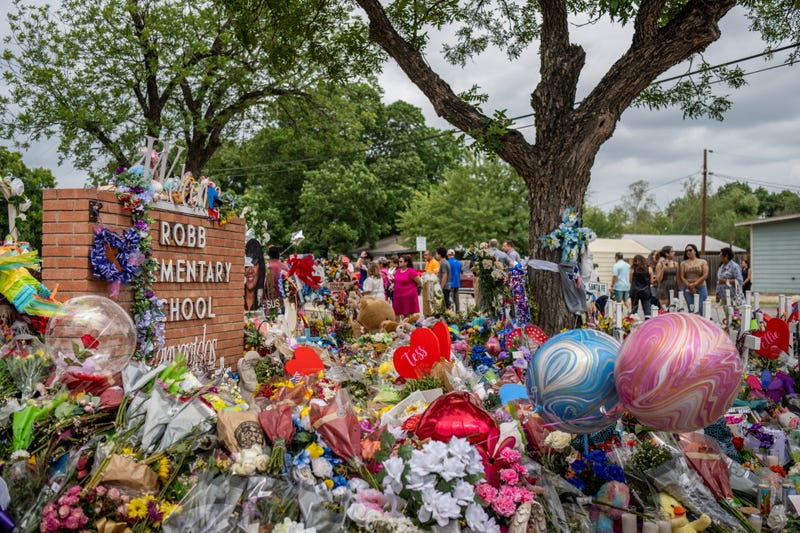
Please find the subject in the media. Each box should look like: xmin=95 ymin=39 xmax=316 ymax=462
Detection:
xmin=537 ymin=412 xmax=611 ymax=428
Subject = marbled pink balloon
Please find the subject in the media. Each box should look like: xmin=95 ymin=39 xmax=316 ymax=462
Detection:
xmin=615 ymin=313 xmax=742 ymax=432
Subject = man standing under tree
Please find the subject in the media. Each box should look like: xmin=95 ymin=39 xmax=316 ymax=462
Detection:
xmin=503 ymin=240 xmax=522 ymax=266
xmin=436 ymin=247 xmax=451 ymax=310
xmin=447 ymin=249 xmax=462 ymax=313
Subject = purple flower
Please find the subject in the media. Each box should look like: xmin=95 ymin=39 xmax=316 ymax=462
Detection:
xmin=146 ymin=499 xmax=163 ymax=522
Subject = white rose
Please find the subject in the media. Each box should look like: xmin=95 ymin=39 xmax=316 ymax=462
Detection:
xmin=311 ymin=457 xmax=333 ymax=479
xmin=543 ymin=430 xmax=573 ymax=452
xmin=346 ymin=502 xmax=371 ymax=526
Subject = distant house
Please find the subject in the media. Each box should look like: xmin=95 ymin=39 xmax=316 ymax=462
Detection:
xmin=735 ymin=214 xmax=800 ymax=294
xmin=586 ymin=238 xmax=651 ymax=285
xmin=352 ymin=235 xmax=413 ymax=259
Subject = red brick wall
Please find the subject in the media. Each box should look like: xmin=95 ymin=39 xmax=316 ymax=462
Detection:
xmin=41 ymin=189 xmax=244 ymax=371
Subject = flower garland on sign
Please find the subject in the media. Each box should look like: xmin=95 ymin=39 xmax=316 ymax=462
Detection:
xmin=90 ymin=226 xmax=142 ymax=298
xmin=113 ymin=165 xmax=166 ymax=362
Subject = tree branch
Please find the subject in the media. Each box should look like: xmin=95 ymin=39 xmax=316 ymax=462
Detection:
xmin=633 ymin=0 xmax=668 ymax=46
xmin=530 ymin=0 xmax=585 ymax=146
xmin=354 ymin=0 xmax=535 ymax=169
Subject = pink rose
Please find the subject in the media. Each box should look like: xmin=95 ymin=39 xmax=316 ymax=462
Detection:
xmin=476 ymin=483 xmax=498 ymax=504
xmin=499 ymin=468 xmax=519 ymax=485
xmin=58 ymin=505 xmax=71 ymax=519
xmin=64 ymin=515 xmax=79 ymax=530
xmin=498 ymin=447 xmax=521 ymax=463
xmin=492 ymin=494 xmax=516 ymax=517
xmin=95 ymin=485 xmax=107 ymax=497
xmin=108 ymin=487 xmax=121 ymax=500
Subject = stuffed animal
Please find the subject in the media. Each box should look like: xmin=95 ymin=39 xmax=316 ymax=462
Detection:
xmin=659 ymin=493 xmax=711 ymax=533
xmin=381 ymin=314 xmax=420 ymax=334
xmin=589 ymin=481 xmax=630 ymax=533
xmin=356 ymin=296 xmax=396 ymax=334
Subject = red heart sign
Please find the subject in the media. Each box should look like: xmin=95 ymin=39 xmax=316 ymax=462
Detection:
xmin=506 ymin=324 xmax=549 ymax=349
xmin=285 ymin=346 xmax=325 ymax=375
xmin=432 ymin=321 xmax=451 ymax=361
xmin=393 ymin=327 xmax=441 ymax=379
xmin=754 ymin=318 xmax=790 ymax=360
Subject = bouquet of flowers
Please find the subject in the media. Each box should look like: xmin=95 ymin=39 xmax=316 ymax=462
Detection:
xmin=0 ymin=334 xmax=51 ymax=400
xmin=468 ymin=249 xmax=509 ymax=316
xmin=374 ymin=437 xmax=502 ymax=531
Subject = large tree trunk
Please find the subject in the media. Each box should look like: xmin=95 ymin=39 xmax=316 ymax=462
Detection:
xmin=356 ymin=0 xmax=736 ymax=335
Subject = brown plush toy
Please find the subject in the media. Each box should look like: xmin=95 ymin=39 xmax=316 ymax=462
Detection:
xmin=356 ymin=296 xmax=396 ymax=335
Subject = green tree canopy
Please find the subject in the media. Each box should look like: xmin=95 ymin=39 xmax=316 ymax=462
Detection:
xmin=397 ymin=154 xmax=529 ymax=252
xmin=0 ymin=146 xmax=56 ymax=251
xmin=207 ymin=82 xmax=463 ymax=248
xmin=1 ymin=0 xmax=380 ymax=180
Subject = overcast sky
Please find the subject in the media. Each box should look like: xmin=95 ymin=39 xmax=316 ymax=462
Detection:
xmin=2 ymin=3 xmax=799 ymax=211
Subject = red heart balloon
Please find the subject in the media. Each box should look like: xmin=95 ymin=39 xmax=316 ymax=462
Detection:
xmin=285 ymin=346 xmax=325 ymax=375
xmin=393 ymin=327 xmax=442 ymax=379
xmin=754 ymin=318 xmax=790 ymax=360
xmin=432 ymin=321 xmax=451 ymax=360
xmin=415 ymin=391 xmax=497 ymax=446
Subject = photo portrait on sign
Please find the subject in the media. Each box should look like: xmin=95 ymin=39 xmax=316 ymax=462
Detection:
xmin=244 ymin=238 xmax=265 ymax=312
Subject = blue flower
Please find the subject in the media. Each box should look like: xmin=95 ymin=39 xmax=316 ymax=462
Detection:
xmin=607 ymin=464 xmax=626 ymax=483
xmin=292 ymin=450 xmax=310 ymax=468
xmin=332 ymin=474 xmax=348 ymax=488
xmin=586 ymin=450 xmax=607 ymax=464
xmin=570 ymin=459 xmax=587 ymax=475
xmin=593 ymin=462 xmax=610 ymax=480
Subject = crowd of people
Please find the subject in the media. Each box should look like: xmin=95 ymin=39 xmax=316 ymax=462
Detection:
xmin=610 ymin=244 xmax=748 ymax=317
xmin=243 ymin=238 xmax=526 ymax=319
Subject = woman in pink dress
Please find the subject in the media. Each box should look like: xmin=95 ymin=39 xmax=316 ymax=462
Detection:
xmin=392 ymin=254 xmax=421 ymax=318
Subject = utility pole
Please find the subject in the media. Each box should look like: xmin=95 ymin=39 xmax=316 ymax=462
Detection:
xmin=701 ymin=149 xmax=711 ymax=255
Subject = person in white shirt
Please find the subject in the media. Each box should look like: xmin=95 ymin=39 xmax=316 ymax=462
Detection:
xmin=362 ymin=261 xmax=385 ymax=300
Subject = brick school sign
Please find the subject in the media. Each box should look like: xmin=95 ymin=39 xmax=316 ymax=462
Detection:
xmin=41 ymin=189 xmax=244 ymax=372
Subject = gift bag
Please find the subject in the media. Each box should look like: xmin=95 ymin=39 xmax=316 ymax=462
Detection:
xmin=217 ymin=410 xmax=265 ymax=454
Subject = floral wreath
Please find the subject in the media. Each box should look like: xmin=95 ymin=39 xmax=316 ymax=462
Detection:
xmin=90 ymin=226 xmax=141 ymax=289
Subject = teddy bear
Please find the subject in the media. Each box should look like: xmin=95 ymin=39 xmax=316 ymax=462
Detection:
xmin=355 ymin=296 xmax=396 ymax=335
xmin=589 ymin=481 xmax=630 ymax=533
xmin=659 ymin=493 xmax=711 ymax=533
xmin=381 ymin=314 xmax=420 ymax=334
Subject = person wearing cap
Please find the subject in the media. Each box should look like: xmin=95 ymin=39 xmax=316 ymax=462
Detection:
xmin=244 ymin=238 xmax=265 ymax=312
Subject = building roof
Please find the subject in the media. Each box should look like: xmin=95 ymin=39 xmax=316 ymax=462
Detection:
xmin=735 ymin=213 xmax=800 ymax=227
xmin=352 ymin=235 xmax=413 ymax=257
xmin=587 ymin=238 xmax=651 ymax=255
xmin=622 ymin=234 xmax=746 ymax=253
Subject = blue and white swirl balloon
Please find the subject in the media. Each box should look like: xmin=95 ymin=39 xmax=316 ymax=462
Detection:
xmin=526 ymin=329 xmax=621 ymax=434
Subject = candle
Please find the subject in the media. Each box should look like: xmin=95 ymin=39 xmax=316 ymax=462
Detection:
xmin=220 ymin=357 xmax=224 ymax=369
xmin=746 ymin=290 xmax=752 ymax=305
xmin=651 ymin=305 xmax=659 ymax=317
xmin=703 ymin=300 xmax=712 ymax=320
xmin=767 ymin=455 xmax=780 ymax=467
xmin=657 ymin=521 xmax=671 ymax=533
xmin=642 ymin=522 xmax=658 ymax=533
xmin=725 ymin=291 xmax=731 ymax=308
xmin=693 ymin=293 xmax=699 ymax=314
xmin=621 ymin=513 xmax=637 ymax=533
xmin=754 ymin=292 xmax=760 ymax=310
xmin=669 ymin=289 xmax=675 ymax=303
xmin=616 ymin=303 xmax=623 ymax=328
xmin=779 ymin=295 xmax=786 ymax=318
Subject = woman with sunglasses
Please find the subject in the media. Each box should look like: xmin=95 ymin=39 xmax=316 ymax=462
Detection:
xmin=392 ymin=254 xmax=421 ymax=319
xmin=678 ymin=244 xmax=708 ymax=313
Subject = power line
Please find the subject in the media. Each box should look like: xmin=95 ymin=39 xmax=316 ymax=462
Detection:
xmin=590 ymin=172 xmax=701 ymax=208
xmin=652 ymin=41 xmax=800 ymax=85
xmin=709 ymin=171 xmax=800 ymax=192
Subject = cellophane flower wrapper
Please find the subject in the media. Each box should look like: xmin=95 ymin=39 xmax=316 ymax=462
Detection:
xmin=643 ymin=435 xmax=743 ymax=531
xmin=724 ymin=456 xmax=759 ymax=498
xmin=309 ymin=388 xmax=361 ymax=460
xmin=0 ymin=334 xmax=51 ymax=400
xmin=156 ymin=396 xmax=215 ymax=452
xmin=678 ymin=432 xmax=734 ymax=500
xmin=238 ymin=476 xmax=300 ymax=530
xmin=139 ymin=385 xmax=178 ymax=452
xmin=539 ymin=465 xmax=582 ymax=533
xmin=162 ymin=472 xmax=247 ymax=533
xmin=298 ymin=482 xmax=349 ymax=531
